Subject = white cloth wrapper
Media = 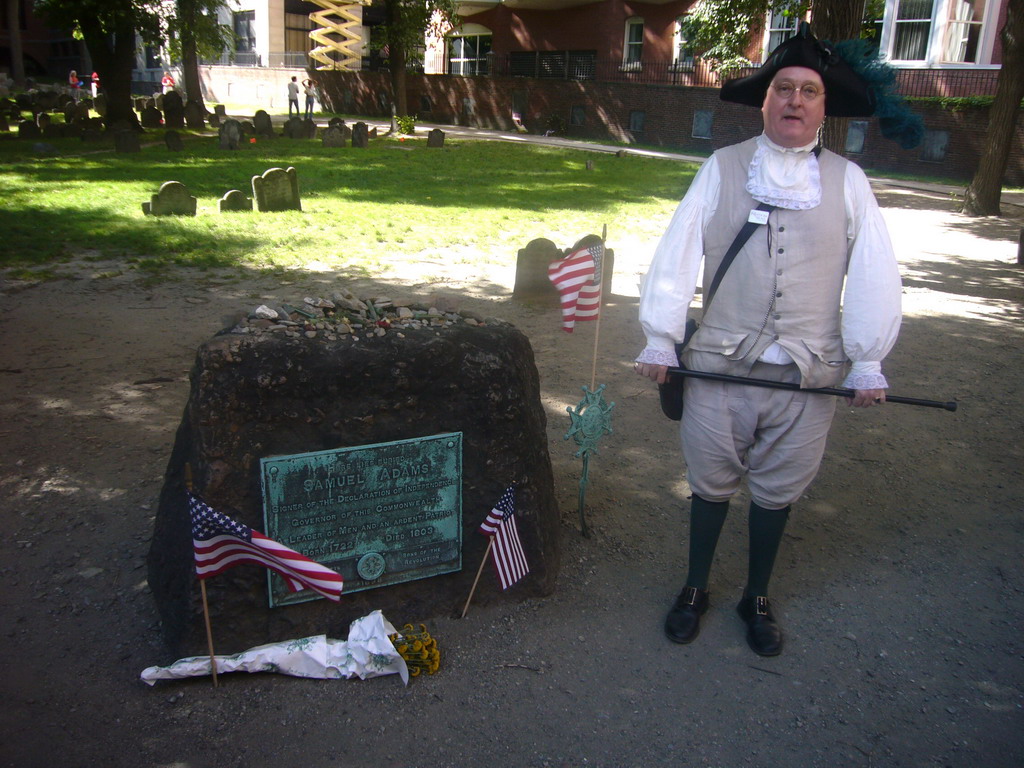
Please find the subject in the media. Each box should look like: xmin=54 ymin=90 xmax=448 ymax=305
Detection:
xmin=140 ymin=610 xmax=409 ymax=686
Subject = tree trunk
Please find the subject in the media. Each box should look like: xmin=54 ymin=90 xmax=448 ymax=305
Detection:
xmin=178 ymin=0 xmax=205 ymax=111
xmin=813 ymin=0 xmax=863 ymax=154
xmin=78 ymin=13 xmax=141 ymax=130
xmin=384 ymin=0 xmax=408 ymax=117
xmin=962 ymin=0 xmax=1024 ymax=216
xmin=6 ymin=0 xmax=25 ymax=87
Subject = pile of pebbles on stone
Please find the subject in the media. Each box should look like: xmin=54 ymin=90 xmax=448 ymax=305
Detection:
xmin=230 ymin=288 xmax=500 ymax=341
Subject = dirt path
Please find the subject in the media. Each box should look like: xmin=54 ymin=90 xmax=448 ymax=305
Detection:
xmin=0 ymin=184 xmax=1021 ymax=768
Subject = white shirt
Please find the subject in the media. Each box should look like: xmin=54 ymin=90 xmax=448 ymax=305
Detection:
xmin=636 ymin=134 xmax=902 ymax=390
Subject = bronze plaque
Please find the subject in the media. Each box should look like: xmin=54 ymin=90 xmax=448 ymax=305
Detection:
xmin=260 ymin=433 xmax=462 ymax=606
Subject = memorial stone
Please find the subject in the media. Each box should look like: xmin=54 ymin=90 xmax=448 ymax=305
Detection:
xmin=35 ymin=112 xmax=50 ymax=130
xmin=218 ymin=189 xmax=253 ymax=212
xmin=164 ymin=130 xmax=184 ymax=151
xmin=142 ymin=181 xmax=197 ymax=216
xmin=208 ymin=113 xmax=220 ymax=128
xmin=17 ymin=120 xmax=40 ymax=139
xmin=253 ymin=109 xmax=273 ymax=137
xmin=163 ymin=92 xmax=184 ymax=129
xmin=427 ymin=128 xmax=445 ymax=148
xmin=140 ymin=105 xmax=162 ymax=129
xmin=63 ymin=103 xmax=75 ymax=123
xmin=321 ymin=126 xmax=345 ymax=148
xmin=93 ymin=93 xmax=106 ymax=116
xmin=148 ymin=305 xmax=559 ymax=653
xmin=252 ymin=166 xmax=301 ymax=212
xmin=512 ymin=238 xmax=562 ymax=306
xmin=351 ymin=121 xmax=368 ymax=148
xmin=283 ymin=116 xmax=303 ymax=138
xmin=214 ymin=104 xmax=227 ymax=118
xmin=301 ymin=118 xmax=317 ymax=139
xmin=73 ymin=102 xmax=90 ymax=121
xmin=218 ymin=118 xmax=242 ymax=150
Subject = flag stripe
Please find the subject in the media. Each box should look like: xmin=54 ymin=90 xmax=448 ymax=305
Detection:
xmin=189 ymin=492 xmax=343 ymax=601
xmin=477 ymin=484 xmax=529 ymax=590
xmin=548 ymin=243 xmax=604 ymax=333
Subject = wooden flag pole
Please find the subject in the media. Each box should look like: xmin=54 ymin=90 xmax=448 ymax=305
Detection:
xmin=460 ymin=538 xmax=495 ymax=619
xmin=185 ymin=463 xmax=219 ymax=688
xmin=199 ymin=579 xmax=219 ymax=688
xmin=589 ymin=225 xmax=608 ymax=390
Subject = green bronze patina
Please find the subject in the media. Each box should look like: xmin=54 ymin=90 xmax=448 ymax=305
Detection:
xmin=260 ymin=433 xmax=463 ymax=606
xmin=564 ymin=385 xmax=614 ymax=537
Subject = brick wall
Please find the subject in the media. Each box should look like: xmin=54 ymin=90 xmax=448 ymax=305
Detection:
xmin=315 ymin=70 xmax=1024 ymax=186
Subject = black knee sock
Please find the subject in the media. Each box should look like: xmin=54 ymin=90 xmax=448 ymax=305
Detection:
xmin=684 ymin=495 xmax=729 ymax=590
xmin=746 ymin=501 xmax=790 ymax=596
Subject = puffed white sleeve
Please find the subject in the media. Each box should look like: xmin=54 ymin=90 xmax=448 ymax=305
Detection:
xmin=635 ymin=157 xmax=720 ymax=367
xmin=841 ymin=164 xmax=902 ymax=390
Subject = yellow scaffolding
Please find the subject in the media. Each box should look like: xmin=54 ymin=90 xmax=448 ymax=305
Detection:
xmin=308 ymin=0 xmax=371 ymax=70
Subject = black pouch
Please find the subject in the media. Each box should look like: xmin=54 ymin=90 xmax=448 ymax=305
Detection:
xmin=657 ymin=318 xmax=697 ymax=421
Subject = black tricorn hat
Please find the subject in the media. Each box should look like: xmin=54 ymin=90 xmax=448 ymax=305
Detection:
xmin=720 ymin=22 xmax=875 ymax=117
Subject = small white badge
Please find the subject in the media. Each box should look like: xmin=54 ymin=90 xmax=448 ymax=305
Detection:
xmin=747 ymin=208 xmax=770 ymax=225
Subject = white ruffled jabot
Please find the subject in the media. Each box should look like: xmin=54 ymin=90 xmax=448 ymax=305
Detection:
xmin=745 ymin=134 xmax=822 ymax=210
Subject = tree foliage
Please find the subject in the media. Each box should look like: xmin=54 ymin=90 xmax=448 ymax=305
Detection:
xmin=376 ymin=0 xmax=459 ymax=117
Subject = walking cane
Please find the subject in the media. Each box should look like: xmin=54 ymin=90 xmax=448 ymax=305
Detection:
xmin=667 ymin=368 xmax=957 ymax=412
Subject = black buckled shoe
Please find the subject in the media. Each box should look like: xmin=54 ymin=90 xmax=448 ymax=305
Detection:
xmin=736 ymin=595 xmax=783 ymax=656
xmin=665 ymin=586 xmax=709 ymax=644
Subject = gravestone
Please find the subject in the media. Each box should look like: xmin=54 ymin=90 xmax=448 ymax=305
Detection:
xmin=35 ymin=112 xmax=51 ymax=130
xmin=301 ymin=118 xmax=317 ymax=139
xmin=252 ymin=166 xmax=301 ymax=212
xmin=208 ymin=113 xmax=220 ymax=128
xmin=218 ymin=189 xmax=253 ymax=212
xmin=241 ymin=120 xmax=255 ymax=136
xmin=328 ymin=117 xmax=345 ymax=131
xmin=369 ymin=126 xmax=378 ymax=138
xmin=93 ymin=93 xmax=106 ymax=116
xmin=142 ymin=181 xmax=197 ymax=216
xmin=41 ymin=124 xmax=62 ymax=139
xmin=214 ymin=104 xmax=226 ymax=119
xmin=73 ymin=102 xmax=90 ymax=122
xmin=147 ymin=307 xmax=559 ymax=653
xmin=283 ymin=116 xmax=303 ymax=138
xmin=351 ymin=121 xmax=368 ymax=148
xmin=184 ymin=100 xmax=205 ymax=130
xmin=154 ymin=94 xmax=164 ymax=110
xmin=512 ymin=238 xmax=562 ymax=305
xmin=140 ymin=105 xmax=163 ymax=129
xmin=427 ymin=128 xmax=445 ymax=148
xmin=218 ymin=118 xmax=242 ymax=150
xmin=253 ymin=110 xmax=273 ymax=137
xmin=63 ymin=102 xmax=76 ymax=124
xmin=164 ymin=130 xmax=184 ymax=151
xmin=322 ymin=126 xmax=345 ymax=148
xmin=18 ymin=120 xmax=40 ymax=139
xmin=163 ymin=92 xmax=184 ymax=129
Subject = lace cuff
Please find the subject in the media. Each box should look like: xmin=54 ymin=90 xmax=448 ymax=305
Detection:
xmin=843 ymin=371 xmax=888 ymax=390
xmin=635 ymin=347 xmax=679 ymax=367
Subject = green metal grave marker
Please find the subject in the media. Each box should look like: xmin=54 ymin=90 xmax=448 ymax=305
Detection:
xmin=564 ymin=384 xmax=614 ymax=537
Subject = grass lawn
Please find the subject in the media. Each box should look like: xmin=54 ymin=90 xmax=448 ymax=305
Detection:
xmin=0 ymin=128 xmax=698 ymax=282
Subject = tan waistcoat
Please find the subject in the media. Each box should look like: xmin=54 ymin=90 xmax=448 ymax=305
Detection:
xmin=682 ymin=138 xmax=850 ymax=389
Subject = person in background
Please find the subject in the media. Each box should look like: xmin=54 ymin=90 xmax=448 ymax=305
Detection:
xmin=161 ymin=71 xmax=175 ymax=94
xmin=287 ymin=76 xmax=300 ymax=117
xmin=634 ymin=23 xmax=906 ymax=658
xmin=68 ymin=69 xmax=82 ymax=101
xmin=302 ymin=78 xmax=316 ymax=120
xmin=90 ymin=71 xmax=100 ymax=98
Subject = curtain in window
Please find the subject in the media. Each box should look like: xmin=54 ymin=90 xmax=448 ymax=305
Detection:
xmin=943 ymin=0 xmax=985 ymax=63
xmin=892 ymin=0 xmax=935 ymax=60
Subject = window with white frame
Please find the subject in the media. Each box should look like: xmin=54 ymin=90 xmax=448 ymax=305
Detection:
xmin=448 ymin=25 xmax=492 ymax=75
xmin=942 ymin=0 xmax=986 ymax=63
xmin=672 ymin=17 xmax=695 ymax=70
xmin=890 ymin=0 xmax=936 ymax=61
xmin=623 ymin=18 xmax=644 ymax=69
xmin=234 ymin=10 xmax=256 ymax=53
xmin=765 ymin=8 xmax=798 ymax=59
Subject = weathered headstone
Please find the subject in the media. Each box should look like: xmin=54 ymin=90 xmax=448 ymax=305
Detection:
xmin=164 ymin=130 xmax=184 ymax=151
xmin=208 ymin=113 xmax=220 ymax=128
xmin=218 ymin=189 xmax=253 ymax=212
xmin=17 ymin=120 xmax=40 ymax=139
xmin=327 ymin=117 xmax=345 ymax=131
xmin=427 ymin=128 xmax=445 ymax=148
xmin=73 ymin=102 xmax=90 ymax=122
xmin=369 ymin=126 xmax=378 ymax=138
xmin=301 ymin=118 xmax=317 ymax=139
xmin=163 ymin=91 xmax=184 ymax=129
xmin=322 ymin=126 xmax=345 ymax=148
xmin=93 ymin=93 xmax=106 ymax=117
xmin=147 ymin=312 xmax=559 ymax=653
xmin=214 ymin=104 xmax=226 ymax=119
xmin=351 ymin=121 xmax=368 ymax=148
xmin=253 ymin=110 xmax=273 ymax=137
xmin=184 ymin=100 xmax=205 ymax=130
xmin=142 ymin=181 xmax=197 ymax=216
xmin=140 ymin=105 xmax=163 ymax=129
xmin=218 ymin=118 xmax=242 ymax=150
xmin=252 ymin=166 xmax=301 ymax=212
xmin=35 ymin=112 xmax=51 ymax=130
xmin=283 ymin=116 xmax=303 ymax=139
xmin=63 ymin=102 xmax=76 ymax=124
xmin=513 ymin=238 xmax=562 ymax=306
xmin=118 ymin=128 xmax=142 ymax=151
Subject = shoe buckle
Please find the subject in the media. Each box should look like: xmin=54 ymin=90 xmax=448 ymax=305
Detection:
xmin=754 ymin=596 xmax=769 ymax=615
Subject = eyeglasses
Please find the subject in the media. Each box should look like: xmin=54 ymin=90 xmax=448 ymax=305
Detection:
xmin=771 ymin=82 xmax=825 ymax=102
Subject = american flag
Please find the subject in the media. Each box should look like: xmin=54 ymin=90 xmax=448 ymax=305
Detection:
xmin=547 ymin=241 xmax=604 ymax=333
xmin=478 ymin=484 xmax=529 ymax=590
xmin=189 ymin=491 xmax=343 ymax=601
